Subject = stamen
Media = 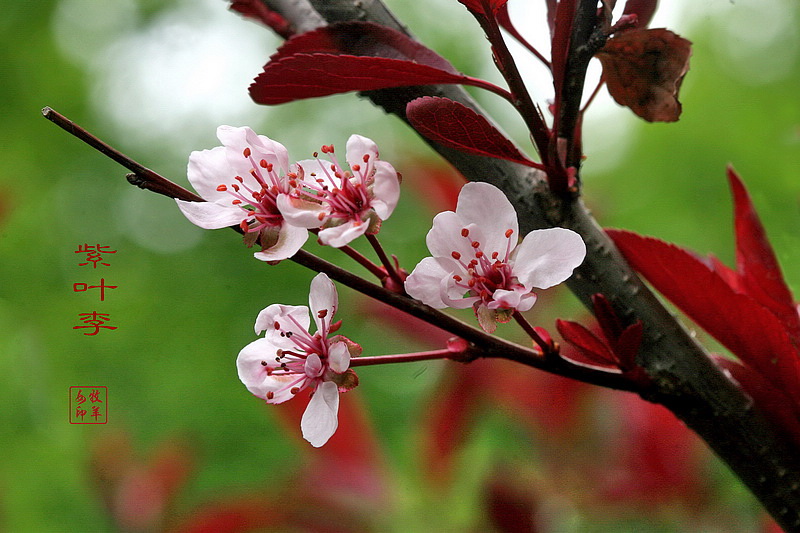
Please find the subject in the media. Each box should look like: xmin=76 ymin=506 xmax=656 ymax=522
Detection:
xmin=505 ymin=229 xmax=514 ymax=238
xmin=290 ymin=387 xmax=300 ymax=395
xmin=243 ymin=147 xmax=251 ymax=158
xmin=451 ymin=251 xmax=461 ymax=260
xmin=216 ymin=184 xmax=228 ymax=192
xmin=461 ymin=228 xmax=470 ymax=237
xmin=266 ymin=391 xmax=274 ymax=399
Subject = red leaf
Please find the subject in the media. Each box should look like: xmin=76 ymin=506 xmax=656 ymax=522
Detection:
xmin=729 ymin=167 xmax=800 ymax=338
xmin=622 ymin=0 xmax=658 ymax=28
xmin=607 ymin=229 xmax=800 ymax=402
xmin=556 ymin=319 xmax=621 ymax=369
xmin=250 ymin=22 xmax=479 ymax=105
xmin=271 ymin=22 xmax=458 ymax=72
xmin=596 ymin=28 xmax=691 ymax=122
xmin=229 ymin=1 xmax=293 ymax=38
xmin=406 ymin=97 xmax=541 ymax=167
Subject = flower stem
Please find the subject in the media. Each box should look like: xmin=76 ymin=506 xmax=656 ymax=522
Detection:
xmin=349 ymin=348 xmax=462 ymax=367
xmin=41 ymin=107 xmax=202 ymax=202
xmin=366 ymin=233 xmax=405 ymax=289
xmin=512 ymin=311 xmax=553 ymax=356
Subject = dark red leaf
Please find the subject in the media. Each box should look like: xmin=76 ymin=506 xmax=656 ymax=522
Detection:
xmin=406 ymin=97 xmax=541 ymax=167
xmin=622 ymin=0 xmax=659 ymax=28
xmin=251 ymin=55 xmax=472 ymax=104
xmin=229 ymin=1 xmax=293 ymax=38
xmin=607 ymin=229 xmax=800 ymax=402
xmin=556 ymin=319 xmax=621 ymax=369
xmin=270 ymin=22 xmax=458 ymax=72
xmin=729 ymin=166 xmax=800 ymax=339
xmin=595 ymin=28 xmax=691 ymax=122
xmin=250 ymin=22 xmax=481 ymax=105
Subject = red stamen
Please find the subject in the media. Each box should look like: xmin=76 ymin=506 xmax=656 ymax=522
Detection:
xmin=243 ymin=147 xmax=251 ymax=158
xmin=461 ymin=228 xmax=470 ymax=237
xmin=216 ymin=184 xmax=227 ymax=192
xmin=451 ymin=251 xmax=461 ymax=260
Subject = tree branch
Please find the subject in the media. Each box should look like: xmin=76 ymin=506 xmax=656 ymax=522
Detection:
xmin=256 ymin=0 xmax=800 ymax=528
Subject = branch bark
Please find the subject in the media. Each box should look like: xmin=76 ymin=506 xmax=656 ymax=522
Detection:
xmin=254 ymin=0 xmax=800 ymax=528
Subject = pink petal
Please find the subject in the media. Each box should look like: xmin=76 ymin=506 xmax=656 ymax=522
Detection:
xmin=318 ymin=221 xmax=370 ymax=248
xmin=455 ymin=182 xmax=518 ymax=255
xmin=186 ymin=145 xmax=236 ymax=202
xmin=236 ymin=338 xmax=300 ymax=403
xmin=512 ymin=227 xmax=586 ymax=289
xmin=370 ymin=160 xmax=400 ymax=220
xmin=276 ymin=193 xmax=329 ymax=228
xmin=345 ymin=134 xmax=379 ymax=171
xmin=328 ymin=341 xmax=351 ymax=373
xmin=301 ymin=381 xmax=340 ymax=447
xmin=255 ymin=303 xmax=310 ymax=338
xmin=252 ymin=223 xmax=308 ymax=262
xmin=175 ymin=199 xmax=244 ymax=230
xmin=309 ymin=273 xmax=338 ymax=332
xmin=405 ymin=256 xmax=452 ymax=308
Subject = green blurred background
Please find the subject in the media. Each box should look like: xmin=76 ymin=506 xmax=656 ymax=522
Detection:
xmin=1 ymin=0 xmax=799 ymax=530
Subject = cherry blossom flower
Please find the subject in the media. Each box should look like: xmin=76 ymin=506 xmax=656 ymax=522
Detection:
xmin=176 ymin=125 xmax=307 ymax=261
xmin=405 ymin=182 xmax=586 ymax=332
xmin=276 ymin=135 xmax=400 ymax=247
xmin=237 ymin=273 xmax=360 ymax=447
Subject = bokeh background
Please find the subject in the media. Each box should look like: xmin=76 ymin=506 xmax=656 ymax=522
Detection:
xmin=2 ymin=0 xmax=799 ymax=530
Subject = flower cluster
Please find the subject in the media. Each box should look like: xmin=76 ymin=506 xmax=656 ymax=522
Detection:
xmin=237 ymin=273 xmax=359 ymax=447
xmin=177 ymin=126 xmax=400 ymax=260
xmin=405 ymin=182 xmax=586 ymax=332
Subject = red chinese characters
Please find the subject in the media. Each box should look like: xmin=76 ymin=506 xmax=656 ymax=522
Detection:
xmin=70 ymin=386 xmax=108 ymax=424
xmin=73 ymin=244 xmax=118 ymax=334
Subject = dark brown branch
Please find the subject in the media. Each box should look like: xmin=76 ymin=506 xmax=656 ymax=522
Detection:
xmin=258 ymin=1 xmax=800 ymax=529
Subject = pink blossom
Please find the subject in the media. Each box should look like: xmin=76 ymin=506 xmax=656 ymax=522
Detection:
xmin=176 ymin=125 xmax=307 ymax=261
xmin=237 ymin=273 xmax=359 ymax=447
xmin=276 ymin=135 xmax=400 ymax=247
xmin=405 ymin=182 xmax=586 ymax=332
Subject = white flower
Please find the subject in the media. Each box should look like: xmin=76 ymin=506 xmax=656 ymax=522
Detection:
xmin=237 ymin=273 xmax=359 ymax=447
xmin=405 ymin=182 xmax=586 ymax=332
xmin=176 ymin=125 xmax=308 ymax=261
xmin=276 ymin=135 xmax=400 ymax=247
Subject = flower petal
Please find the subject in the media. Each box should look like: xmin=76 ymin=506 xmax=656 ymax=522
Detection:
xmin=455 ymin=182 xmax=518 ymax=254
xmin=252 ymin=223 xmax=308 ymax=262
xmin=318 ymin=220 xmax=370 ymax=248
xmin=345 ymin=134 xmax=379 ymax=171
xmin=186 ymin=145 xmax=234 ymax=202
xmin=276 ymin=193 xmax=329 ymax=228
xmin=301 ymin=381 xmax=340 ymax=447
xmin=405 ymin=256 xmax=452 ymax=308
xmin=236 ymin=338 xmax=301 ymax=403
xmin=425 ymin=211 xmax=477 ymax=260
xmin=370 ymin=160 xmax=400 ymax=220
xmin=255 ymin=303 xmax=310 ymax=339
xmin=309 ymin=273 xmax=338 ymax=333
xmin=512 ymin=227 xmax=586 ymax=289
xmin=327 ymin=340 xmax=351 ymax=373
xmin=175 ymin=199 xmax=245 ymax=229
